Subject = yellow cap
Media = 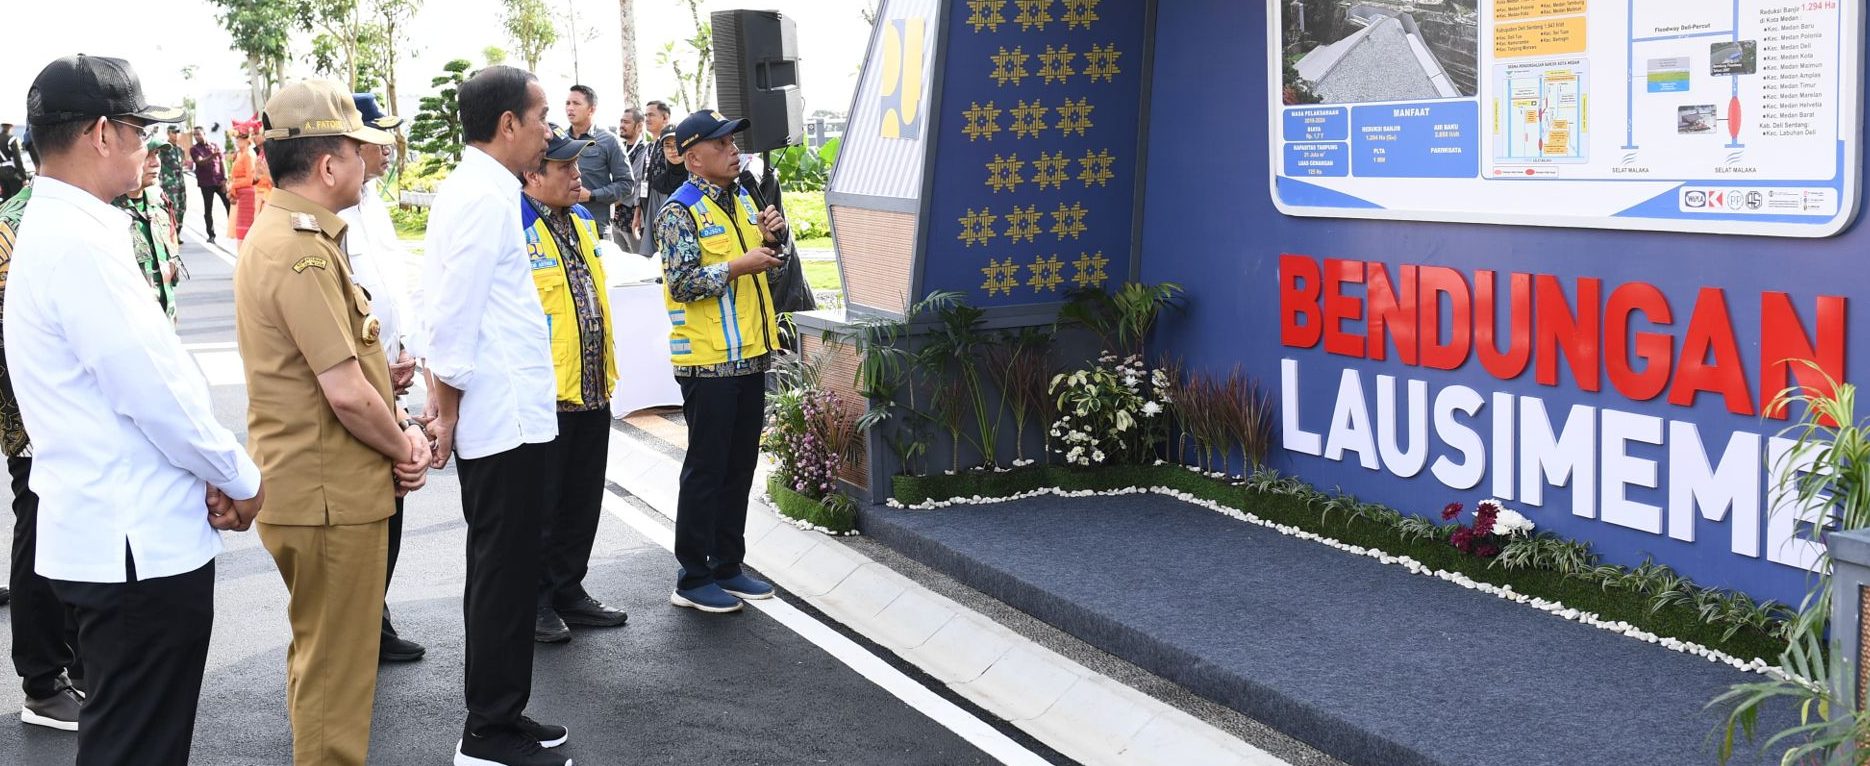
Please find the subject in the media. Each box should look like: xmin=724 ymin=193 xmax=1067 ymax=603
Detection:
xmin=261 ymin=80 xmax=394 ymax=145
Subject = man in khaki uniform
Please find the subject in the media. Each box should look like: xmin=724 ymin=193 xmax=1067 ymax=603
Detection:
xmin=234 ymin=79 xmax=432 ymax=766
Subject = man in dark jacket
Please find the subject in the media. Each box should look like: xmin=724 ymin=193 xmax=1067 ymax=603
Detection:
xmin=563 ymin=85 xmax=633 ymax=239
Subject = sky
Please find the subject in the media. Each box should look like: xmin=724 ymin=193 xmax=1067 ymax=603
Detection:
xmin=2 ymin=0 xmax=876 ymax=127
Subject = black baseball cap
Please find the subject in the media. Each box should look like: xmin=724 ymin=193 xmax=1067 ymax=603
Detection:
xmin=543 ymin=123 xmax=594 ymax=162
xmin=674 ymin=109 xmax=748 ymax=153
xmin=27 ymin=54 xmax=183 ymax=125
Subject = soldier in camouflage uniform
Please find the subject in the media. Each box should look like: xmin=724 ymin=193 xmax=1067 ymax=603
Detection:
xmin=159 ymin=126 xmax=188 ymax=232
xmin=113 ymin=139 xmax=183 ymax=321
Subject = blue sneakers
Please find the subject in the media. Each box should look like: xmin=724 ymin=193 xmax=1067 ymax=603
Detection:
xmin=716 ymin=573 xmax=775 ymax=600
xmin=670 ymin=583 xmax=743 ymax=613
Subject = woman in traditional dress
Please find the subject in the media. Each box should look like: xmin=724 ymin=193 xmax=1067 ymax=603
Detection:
xmin=228 ymin=120 xmax=262 ymax=241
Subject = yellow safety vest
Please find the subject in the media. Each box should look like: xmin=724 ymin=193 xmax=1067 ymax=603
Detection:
xmin=662 ymin=181 xmax=779 ymax=366
xmin=524 ymin=200 xmax=617 ymax=406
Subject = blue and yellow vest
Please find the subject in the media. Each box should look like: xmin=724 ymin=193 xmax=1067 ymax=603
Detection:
xmin=663 ymin=181 xmax=778 ymax=367
xmin=524 ymin=199 xmax=617 ymax=406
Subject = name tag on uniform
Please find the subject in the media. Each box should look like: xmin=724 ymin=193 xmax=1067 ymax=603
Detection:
xmin=530 ymin=255 xmax=559 ymax=270
xmin=698 ymin=224 xmax=726 ymax=238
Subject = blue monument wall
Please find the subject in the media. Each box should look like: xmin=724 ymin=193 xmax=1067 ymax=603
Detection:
xmin=917 ymin=0 xmax=1148 ymax=308
xmin=1141 ymin=1 xmax=1868 ymax=606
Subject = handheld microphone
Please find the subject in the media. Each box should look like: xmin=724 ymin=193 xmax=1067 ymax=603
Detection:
xmin=737 ymin=169 xmax=787 ymax=259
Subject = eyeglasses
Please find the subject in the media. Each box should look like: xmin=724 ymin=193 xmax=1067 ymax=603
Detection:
xmin=106 ymin=117 xmax=161 ymax=142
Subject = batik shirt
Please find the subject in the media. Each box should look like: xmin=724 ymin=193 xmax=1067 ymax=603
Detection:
xmin=534 ymin=200 xmax=610 ymax=412
xmin=0 ymin=184 xmax=34 ymax=456
xmin=655 ymin=177 xmax=787 ymax=378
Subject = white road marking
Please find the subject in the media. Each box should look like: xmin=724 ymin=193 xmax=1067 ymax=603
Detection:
xmin=191 ymin=350 xmax=247 ymax=388
xmin=599 ymin=492 xmax=1054 ymax=766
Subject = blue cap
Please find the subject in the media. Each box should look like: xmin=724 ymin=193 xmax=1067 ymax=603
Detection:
xmin=544 ymin=123 xmax=594 ymax=162
xmin=673 ymin=109 xmax=748 ymax=154
xmin=351 ymin=93 xmax=402 ymax=130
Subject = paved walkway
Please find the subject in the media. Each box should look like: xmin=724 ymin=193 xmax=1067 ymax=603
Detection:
xmin=0 ymin=236 xmax=1012 ymax=765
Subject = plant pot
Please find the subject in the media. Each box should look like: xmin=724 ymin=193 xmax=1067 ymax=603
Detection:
xmin=767 ymin=477 xmax=858 ymax=533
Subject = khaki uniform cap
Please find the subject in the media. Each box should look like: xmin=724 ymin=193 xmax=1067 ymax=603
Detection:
xmin=262 ymin=80 xmax=394 ymax=145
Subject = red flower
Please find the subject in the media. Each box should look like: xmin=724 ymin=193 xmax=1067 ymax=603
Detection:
xmin=1450 ymin=527 xmax=1474 ymax=553
xmin=1441 ymin=502 xmax=1463 ymax=521
xmin=1476 ymin=544 xmax=1501 ymax=558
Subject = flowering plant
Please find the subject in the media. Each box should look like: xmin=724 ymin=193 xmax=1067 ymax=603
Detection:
xmin=1048 ymin=354 xmax=1171 ymax=467
xmin=1440 ymin=498 xmax=1535 ymax=558
xmin=763 ymin=388 xmax=858 ymax=502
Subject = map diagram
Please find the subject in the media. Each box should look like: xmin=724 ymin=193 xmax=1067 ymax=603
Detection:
xmin=1495 ymin=60 xmax=1587 ymax=163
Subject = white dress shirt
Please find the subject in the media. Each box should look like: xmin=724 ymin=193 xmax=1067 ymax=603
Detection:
xmin=340 ymin=180 xmax=415 ymax=361
xmin=5 ymin=177 xmax=261 ymax=583
xmin=418 ymin=147 xmax=557 ymax=459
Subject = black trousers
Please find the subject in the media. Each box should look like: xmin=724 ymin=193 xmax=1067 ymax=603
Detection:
xmin=8 ymin=456 xmax=82 ymax=699
xmin=675 ymin=373 xmax=765 ymax=591
xmin=52 ymin=557 xmax=215 ymax=766
xmin=382 ymin=495 xmax=405 ymax=639
xmin=197 ymin=184 xmax=230 ymax=238
xmin=540 ymin=408 xmax=610 ymax=606
xmin=457 ymin=441 xmax=553 ymax=737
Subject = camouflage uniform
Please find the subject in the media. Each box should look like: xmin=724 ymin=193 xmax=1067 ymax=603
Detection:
xmin=157 ymin=142 xmax=188 ymax=228
xmin=114 ymin=186 xmax=181 ymax=321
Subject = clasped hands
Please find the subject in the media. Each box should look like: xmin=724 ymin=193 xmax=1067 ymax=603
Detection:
xmin=205 ymin=485 xmax=262 ymax=532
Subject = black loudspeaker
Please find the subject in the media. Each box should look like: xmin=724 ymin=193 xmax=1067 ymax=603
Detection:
xmin=712 ymin=9 xmax=804 ymax=153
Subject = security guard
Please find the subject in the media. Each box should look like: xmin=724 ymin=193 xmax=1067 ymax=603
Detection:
xmin=522 ymin=125 xmax=628 ymax=643
xmin=233 ymin=79 xmax=431 ymax=766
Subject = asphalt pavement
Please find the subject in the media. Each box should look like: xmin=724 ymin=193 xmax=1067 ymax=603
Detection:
xmin=0 ymin=234 xmax=1001 ymax=765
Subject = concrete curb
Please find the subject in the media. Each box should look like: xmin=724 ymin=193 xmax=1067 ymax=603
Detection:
xmin=605 ymin=431 xmax=1286 ymax=766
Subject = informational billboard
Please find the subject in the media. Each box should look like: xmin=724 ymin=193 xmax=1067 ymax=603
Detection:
xmin=1267 ymin=1 xmax=1864 ymax=237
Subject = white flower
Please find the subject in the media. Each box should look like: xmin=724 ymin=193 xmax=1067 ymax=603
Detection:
xmin=1091 ymin=449 xmax=1106 ymax=463
xmin=1493 ymin=508 xmax=1535 ymax=538
xmin=1142 ymin=401 xmax=1163 ymax=417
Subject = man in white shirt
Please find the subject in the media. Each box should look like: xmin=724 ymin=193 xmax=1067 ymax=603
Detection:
xmin=418 ymin=65 xmax=569 ymax=766
xmin=340 ymin=92 xmax=428 ymax=664
xmin=4 ymin=54 xmax=263 ymax=765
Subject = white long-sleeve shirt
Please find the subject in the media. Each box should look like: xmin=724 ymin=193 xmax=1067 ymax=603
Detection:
xmin=418 ymin=147 xmax=557 ymax=459
xmin=5 ymin=177 xmax=261 ymax=583
xmin=340 ymin=180 xmax=414 ymax=361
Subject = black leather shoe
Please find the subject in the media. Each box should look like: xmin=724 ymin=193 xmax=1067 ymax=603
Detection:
xmin=380 ymin=633 xmax=427 ymax=663
xmin=555 ymin=596 xmax=628 ymax=628
xmin=534 ymin=603 xmax=571 ymax=643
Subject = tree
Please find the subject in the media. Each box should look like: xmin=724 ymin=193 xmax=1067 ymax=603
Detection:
xmin=209 ymin=0 xmax=299 ymax=112
xmin=409 ymin=59 xmax=471 ymax=172
xmin=560 ymin=0 xmax=601 ymax=84
xmin=655 ymin=0 xmax=713 ymax=111
xmin=299 ymin=0 xmax=367 ymax=91
xmin=369 ymin=0 xmax=424 ymax=166
xmin=483 ymin=46 xmax=509 ymax=67
xmin=501 ymin=0 xmax=559 ymax=73
xmin=617 ymin=0 xmax=639 ymax=107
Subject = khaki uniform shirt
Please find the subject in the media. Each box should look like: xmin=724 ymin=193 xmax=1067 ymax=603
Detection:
xmin=234 ymin=189 xmax=396 ymax=527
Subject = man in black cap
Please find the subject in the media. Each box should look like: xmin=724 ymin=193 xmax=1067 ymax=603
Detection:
xmin=655 ymin=110 xmax=787 ymax=613
xmin=521 ymin=126 xmax=628 ymax=644
xmin=6 ymin=53 xmax=264 ymax=765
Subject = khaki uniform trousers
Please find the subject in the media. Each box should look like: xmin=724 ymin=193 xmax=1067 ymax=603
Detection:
xmin=258 ymin=519 xmax=389 ymax=766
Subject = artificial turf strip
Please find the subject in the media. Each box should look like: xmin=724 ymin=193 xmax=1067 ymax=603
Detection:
xmin=767 ymin=477 xmax=859 ymax=533
xmin=891 ymin=465 xmax=1785 ymax=663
